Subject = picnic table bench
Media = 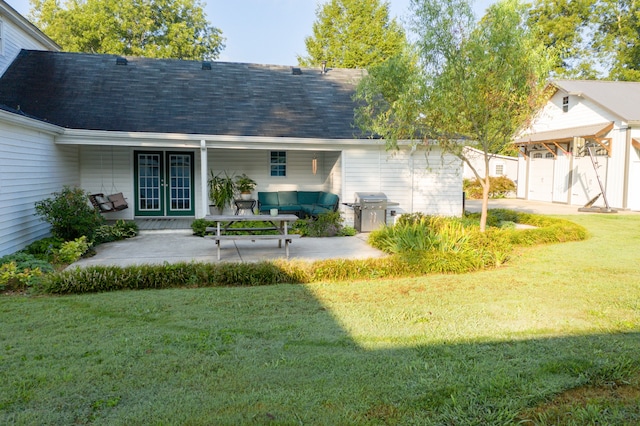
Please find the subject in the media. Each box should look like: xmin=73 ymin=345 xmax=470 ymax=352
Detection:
xmin=204 ymin=214 xmax=300 ymax=260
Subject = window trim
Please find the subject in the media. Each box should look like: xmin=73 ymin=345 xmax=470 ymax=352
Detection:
xmin=562 ymin=96 xmax=569 ymax=113
xmin=270 ymin=151 xmax=287 ymax=177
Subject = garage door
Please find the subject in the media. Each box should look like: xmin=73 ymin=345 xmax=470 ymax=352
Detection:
xmin=528 ymin=155 xmax=554 ymax=202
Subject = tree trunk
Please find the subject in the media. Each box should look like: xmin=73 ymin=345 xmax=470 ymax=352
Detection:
xmin=480 ymin=175 xmax=491 ymax=232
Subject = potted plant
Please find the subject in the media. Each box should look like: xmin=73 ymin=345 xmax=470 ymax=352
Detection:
xmin=235 ymin=173 xmax=257 ymax=200
xmin=208 ymin=170 xmax=235 ymax=214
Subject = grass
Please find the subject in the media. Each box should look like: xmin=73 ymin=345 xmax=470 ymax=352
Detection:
xmin=1 ymin=213 xmax=639 ymax=424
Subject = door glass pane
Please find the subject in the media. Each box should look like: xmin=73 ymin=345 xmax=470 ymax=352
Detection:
xmin=138 ymin=154 xmax=161 ymax=211
xmin=169 ymin=154 xmax=191 ymax=211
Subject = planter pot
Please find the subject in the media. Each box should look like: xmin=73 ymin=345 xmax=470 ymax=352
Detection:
xmin=209 ymin=205 xmax=222 ymax=215
xmin=240 ymin=193 xmax=252 ymax=200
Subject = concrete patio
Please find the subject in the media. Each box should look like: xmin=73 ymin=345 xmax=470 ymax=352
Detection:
xmin=73 ymin=198 xmax=638 ymax=268
xmin=72 ymin=230 xmax=386 ymax=268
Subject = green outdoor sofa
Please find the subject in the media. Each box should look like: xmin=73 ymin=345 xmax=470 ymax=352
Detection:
xmin=257 ymin=191 xmax=340 ymax=217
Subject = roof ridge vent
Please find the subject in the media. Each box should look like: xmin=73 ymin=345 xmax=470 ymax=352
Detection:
xmin=202 ymin=61 xmax=212 ymax=70
xmin=116 ymin=57 xmax=128 ymax=66
xmin=292 ymin=67 xmax=302 ymax=75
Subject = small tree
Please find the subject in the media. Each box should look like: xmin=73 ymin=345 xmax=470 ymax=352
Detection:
xmin=356 ymin=0 xmax=553 ymax=231
xmin=34 ymin=186 xmax=106 ymax=241
xmin=298 ymin=0 xmax=407 ymax=68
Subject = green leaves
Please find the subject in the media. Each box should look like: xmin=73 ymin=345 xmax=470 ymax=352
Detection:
xmin=298 ymin=0 xmax=407 ymax=69
xmin=30 ymin=0 xmax=225 ymax=60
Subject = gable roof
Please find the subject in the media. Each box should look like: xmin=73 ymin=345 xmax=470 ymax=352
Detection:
xmin=553 ymin=80 xmax=640 ymax=123
xmin=0 ymin=50 xmax=368 ymax=139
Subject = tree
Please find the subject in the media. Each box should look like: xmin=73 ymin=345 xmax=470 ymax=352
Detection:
xmin=527 ymin=0 xmax=640 ymax=80
xmin=355 ymin=0 xmax=553 ymax=231
xmin=29 ymin=0 xmax=225 ymax=60
xmin=298 ymin=0 xmax=407 ymax=69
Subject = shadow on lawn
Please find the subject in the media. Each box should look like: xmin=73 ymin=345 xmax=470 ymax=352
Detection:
xmin=1 ymin=285 xmax=639 ymax=424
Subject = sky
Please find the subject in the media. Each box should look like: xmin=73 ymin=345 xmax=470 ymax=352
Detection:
xmin=7 ymin=0 xmax=494 ymax=66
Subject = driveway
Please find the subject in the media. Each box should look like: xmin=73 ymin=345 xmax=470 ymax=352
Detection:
xmin=464 ymin=198 xmax=638 ymax=215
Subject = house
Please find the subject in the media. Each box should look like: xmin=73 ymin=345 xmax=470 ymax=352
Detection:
xmin=514 ymin=80 xmax=640 ymax=211
xmin=0 ymin=45 xmax=463 ymax=256
xmin=462 ymin=147 xmax=518 ymax=184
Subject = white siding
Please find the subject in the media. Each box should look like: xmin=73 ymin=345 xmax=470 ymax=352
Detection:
xmin=517 ymin=156 xmax=527 ymax=198
xmin=343 ymin=145 xmax=462 ymax=226
xmin=529 ymin=91 xmax=614 ymax=133
xmin=79 ymin=146 xmax=134 ymax=220
xmin=0 ymin=121 xmax=79 ymax=256
xmin=0 ymin=11 xmax=56 ymax=76
xmin=603 ymin=127 xmax=628 ymax=208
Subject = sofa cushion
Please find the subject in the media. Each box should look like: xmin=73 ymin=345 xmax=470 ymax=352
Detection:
xmin=297 ymin=191 xmax=319 ymax=205
xmin=258 ymin=192 xmax=279 ymax=206
xmin=278 ymin=191 xmax=298 ymax=205
xmin=317 ymin=192 xmax=338 ymax=207
xmin=277 ymin=205 xmax=300 ymax=212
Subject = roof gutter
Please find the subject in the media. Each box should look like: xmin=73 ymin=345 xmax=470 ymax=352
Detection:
xmin=55 ymin=128 xmax=403 ymax=150
xmin=0 ymin=108 xmax=63 ymax=134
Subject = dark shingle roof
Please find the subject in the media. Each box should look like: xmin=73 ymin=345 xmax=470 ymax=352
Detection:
xmin=0 ymin=50 xmax=368 ymax=139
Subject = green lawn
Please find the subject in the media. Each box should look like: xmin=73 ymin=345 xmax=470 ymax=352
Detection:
xmin=1 ymin=214 xmax=639 ymax=424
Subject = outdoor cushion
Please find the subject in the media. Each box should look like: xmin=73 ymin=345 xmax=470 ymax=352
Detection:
xmin=297 ymin=191 xmax=319 ymax=205
xmin=277 ymin=205 xmax=300 ymax=212
xmin=95 ymin=195 xmax=113 ymax=211
xmin=278 ymin=191 xmax=298 ymax=205
xmin=258 ymin=192 xmax=279 ymax=206
xmin=317 ymin=192 xmax=338 ymax=207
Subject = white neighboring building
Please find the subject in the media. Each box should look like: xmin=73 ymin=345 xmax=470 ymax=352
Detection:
xmin=514 ymin=80 xmax=640 ymax=211
xmin=462 ymin=147 xmax=518 ymax=184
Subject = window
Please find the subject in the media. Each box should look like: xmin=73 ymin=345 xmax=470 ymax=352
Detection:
xmin=545 ymin=152 xmax=555 ymax=158
xmin=270 ymin=151 xmax=287 ymax=177
xmin=562 ymin=96 xmax=569 ymax=112
xmin=533 ymin=152 xmax=543 ymax=158
xmin=495 ymin=164 xmax=504 ymax=175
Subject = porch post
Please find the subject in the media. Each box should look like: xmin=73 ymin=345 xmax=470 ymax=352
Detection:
xmin=200 ymin=140 xmax=209 ymax=218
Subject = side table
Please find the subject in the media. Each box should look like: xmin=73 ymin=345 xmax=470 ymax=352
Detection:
xmin=234 ymin=199 xmax=257 ymax=215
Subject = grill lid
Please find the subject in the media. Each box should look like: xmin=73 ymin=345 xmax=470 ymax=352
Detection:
xmin=354 ymin=192 xmax=388 ymax=203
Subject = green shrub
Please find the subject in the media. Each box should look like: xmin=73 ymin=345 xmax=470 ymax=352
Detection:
xmin=24 ymin=237 xmax=64 ymax=262
xmin=369 ymin=215 xmax=471 ymax=254
xmin=191 ymin=219 xmax=215 ymax=237
xmin=0 ymin=252 xmax=53 ymax=291
xmin=293 ymin=211 xmax=352 ymax=237
xmin=34 ymin=186 xmax=105 ymax=241
xmin=464 ymin=176 xmax=516 ymax=199
xmin=94 ymin=220 xmax=139 ymax=244
xmin=56 ymin=236 xmax=91 ymax=264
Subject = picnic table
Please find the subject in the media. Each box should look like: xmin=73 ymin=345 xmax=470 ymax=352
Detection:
xmin=204 ymin=214 xmax=300 ymax=260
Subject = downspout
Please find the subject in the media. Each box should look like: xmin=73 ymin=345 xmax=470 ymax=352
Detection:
xmin=622 ymin=127 xmax=631 ymax=209
xmin=200 ymin=140 xmax=208 ymax=218
xmin=409 ymin=144 xmax=417 ymax=213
